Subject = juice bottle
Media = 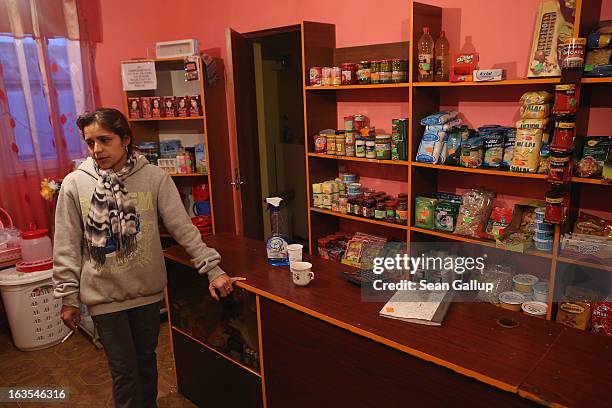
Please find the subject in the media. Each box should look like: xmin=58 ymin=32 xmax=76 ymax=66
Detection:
xmin=418 ymin=26 xmax=434 ymax=82
xmin=434 ymin=30 xmax=450 ymax=82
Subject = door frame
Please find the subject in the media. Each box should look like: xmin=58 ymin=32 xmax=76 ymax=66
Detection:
xmin=225 ymin=24 xmax=302 ymax=236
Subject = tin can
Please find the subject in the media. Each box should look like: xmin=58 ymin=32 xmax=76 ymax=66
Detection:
xmin=353 ymin=114 xmax=366 ymax=131
xmin=314 ymin=133 xmax=327 ymax=153
xmin=322 ymin=67 xmax=332 ymax=86
xmin=344 ymin=115 xmax=354 ymax=131
xmin=559 ymin=38 xmax=586 ymax=70
xmin=309 ymin=67 xmax=322 ymax=86
xmin=331 ymin=66 xmax=342 ymax=86
xmin=341 ymin=63 xmax=358 ymax=85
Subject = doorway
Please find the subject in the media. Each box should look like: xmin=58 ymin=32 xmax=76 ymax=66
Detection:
xmin=226 ymin=26 xmax=308 ymax=247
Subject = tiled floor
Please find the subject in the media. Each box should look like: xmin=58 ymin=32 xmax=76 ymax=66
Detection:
xmin=0 ymin=321 xmax=197 ymax=407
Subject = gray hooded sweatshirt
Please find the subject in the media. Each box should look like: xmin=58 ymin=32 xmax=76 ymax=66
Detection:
xmin=53 ymin=156 xmax=225 ymax=316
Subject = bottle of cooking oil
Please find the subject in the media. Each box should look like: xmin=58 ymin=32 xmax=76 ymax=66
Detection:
xmin=418 ymin=26 xmax=434 ymax=82
xmin=434 ymin=30 xmax=450 ymax=82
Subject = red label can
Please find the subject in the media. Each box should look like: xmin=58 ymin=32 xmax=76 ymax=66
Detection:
xmin=309 ymin=67 xmax=322 ymax=86
xmin=331 ymin=67 xmax=342 ymax=86
xmin=322 ymin=67 xmax=332 ymax=86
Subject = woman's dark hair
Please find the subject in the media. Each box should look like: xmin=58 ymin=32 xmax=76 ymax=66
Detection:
xmin=77 ymin=108 xmax=134 ymax=154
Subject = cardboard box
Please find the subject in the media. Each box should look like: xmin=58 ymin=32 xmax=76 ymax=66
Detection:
xmin=495 ymin=200 xmax=545 ymax=252
xmin=473 ymin=69 xmax=506 ymax=82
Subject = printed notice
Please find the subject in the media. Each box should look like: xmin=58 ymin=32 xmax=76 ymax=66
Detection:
xmin=121 ymin=62 xmax=157 ymax=91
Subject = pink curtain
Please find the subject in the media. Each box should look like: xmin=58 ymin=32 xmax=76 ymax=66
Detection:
xmin=0 ymin=0 xmax=99 ymax=231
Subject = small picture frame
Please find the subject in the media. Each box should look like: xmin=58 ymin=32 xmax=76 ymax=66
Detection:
xmin=151 ymin=97 xmax=162 ymax=118
xmin=189 ymin=95 xmax=202 ymax=117
xmin=127 ymin=97 xmax=141 ymax=119
xmin=163 ymin=96 xmax=177 ymax=117
xmin=140 ymin=97 xmax=152 ymax=119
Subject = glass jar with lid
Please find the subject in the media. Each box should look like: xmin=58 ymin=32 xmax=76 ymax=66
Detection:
xmin=379 ymin=59 xmax=392 ymax=84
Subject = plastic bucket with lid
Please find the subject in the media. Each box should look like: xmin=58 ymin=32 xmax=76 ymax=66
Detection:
xmin=20 ymin=229 xmax=53 ymax=263
xmin=0 ymin=266 xmax=69 ymax=351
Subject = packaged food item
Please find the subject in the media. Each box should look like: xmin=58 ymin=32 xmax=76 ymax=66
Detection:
xmin=502 ymin=128 xmax=516 ymax=168
xmin=475 ymin=265 xmax=513 ymax=304
xmin=482 ymin=206 xmax=513 ymax=240
xmin=544 ymin=187 xmax=567 ymax=224
xmin=559 ymin=37 xmax=586 ymax=70
xmin=460 ymin=137 xmax=483 ymax=168
xmin=537 ymin=143 xmax=550 ymax=174
xmin=420 ymin=111 xmax=459 ymax=126
xmin=551 ymin=120 xmax=576 ymax=151
xmin=510 ymin=128 xmax=544 ymax=173
xmin=522 ymin=301 xmax=547 ymax=319
xmin=499 ymin=291 xmax=525 ymax=312
xmin=552 ymin=84 xmax=580 ymax=115
xmin=516 ymin=118 xmax=550 ymax=130
xmin=573 ymin=212 xmax=612 ymax=237
xmin=415 ymin=197 xmax=437 ymax=229
xmin=309 ymin=67 xmax=322 ymax=86
xmin=482 ymin=133 xmax=504 ymax=168
xmin=591 ymin=301 xmax=612 ymax=337
xmin=556 ymin=299 xmax=591 ymax=330
xmin=520 ymin=91 xmax=553 ymax=105
xmin=341 ymin=63 xmax=358 ymax=85
xmin=587 ymin=32 xmax=612 ymax=49
xmin=513 ymin=274 xmax=538 ymax=294
xmin=434 ymin=199 xmax=460 ymax=232
xmin=416 ymin=130 xmax=446 ymax=163
xmin=548 ymin=150 xmax=572 ymax=185
xmin=520 ymin=104 xmax=551 ymax=119
xmin=357 ymin=61 xmax=371 ymax=84
xmin=442 ymin=126 xmax=463 ymax=165
xmin=454 ymin=189 xmax=494 ymax=237
xmin=576 ymin=136 xmax=611 ymax=178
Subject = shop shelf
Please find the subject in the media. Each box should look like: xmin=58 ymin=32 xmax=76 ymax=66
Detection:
xmin=410 ymin=226 xmax=554 ymax=259
xmin=571 ymin=177 xmax=609 ymax=185
xmin=412 ymin=78 xmax=560 ymax=87
xmin=308 ymin=152 xmax=410 ymax=166
xmin=169 ymin=173 xmax=208 ymax=177
xmin=128 ymin=116 xmax=205 ymax=122
xmin=305 ymin=83 xmax=410 ymax=90
xmin=557 ymin=256 xmax=612 ymax=273
xmin=310 ymin=207 xmax=409 ymax=230
xmin=410 ymin=162 xmax=548 ymax=179
xmin=581 ymin=77 xmax=612 ymax=84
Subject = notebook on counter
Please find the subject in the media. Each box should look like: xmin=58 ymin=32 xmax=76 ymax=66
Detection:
xmin=379 ymin=289 xmax=454 ymax=326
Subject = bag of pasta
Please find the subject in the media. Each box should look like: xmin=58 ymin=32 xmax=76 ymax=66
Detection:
xmin=454 ymin=189 xmax=495 ymax=237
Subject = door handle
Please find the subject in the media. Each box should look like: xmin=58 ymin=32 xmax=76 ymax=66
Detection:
xmin=230 ymin=168 xmax=244 ymax=190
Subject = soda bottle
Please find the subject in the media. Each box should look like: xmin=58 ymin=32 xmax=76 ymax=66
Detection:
xmin=434 ymin=30 xmax=450 ymax=82
xmin=418 ymin=26 xmax=434 ymax=82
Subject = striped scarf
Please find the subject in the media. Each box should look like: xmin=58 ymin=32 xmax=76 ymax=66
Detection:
xmin=85 ymin=153 xmax=139 ymax=269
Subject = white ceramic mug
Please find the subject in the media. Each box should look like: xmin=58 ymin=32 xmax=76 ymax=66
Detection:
xmin=291 ymin=261 xmax=314 ymax=286
xmin=287 ymin=244 xmax=303 ymax=264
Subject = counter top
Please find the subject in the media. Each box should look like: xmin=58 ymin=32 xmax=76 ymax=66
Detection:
xmin=164 ymin=234 xmax=611 ymax=407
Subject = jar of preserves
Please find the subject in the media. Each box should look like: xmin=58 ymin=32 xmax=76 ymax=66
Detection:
xmin=396 ymin=200 xmax=408 ymax=225
xmin=385 ymin=200 xmax=397 ymax=223
xmin=314 ymin=132 xmax=327 ymax=153
xmin=375 ymin=202 xmax=386 ymax=220
xmin=365 ymin=136 xmax=376 ymax=159
xmin=391 ymin=59 xmax=403 ymax=83
xmin=375 ymin=134 xmax=392 ymax=160
xmin=326 ymin=134 xmax=336 ymax=155
xmin=357 ymin=60 xmax=371 ymax=84
xmin=370 ymin=60 xmax=381 ymax=84
xmin=339 ymin=194 xmax=348 ymax=214
xmin=379 ymin=59 xmax=392 ymax=84
xmin=346 ymin=140 xmax=355 ymax=157
xmin=336 ymin=133 xmax=346 ymax=156
xmin=341 ymin=63 xmax=358 ymax=85
xmin=355 ymin=137 xmax=366 ymax=157
xmin=354 ymin=198 xmax=363 ymax=216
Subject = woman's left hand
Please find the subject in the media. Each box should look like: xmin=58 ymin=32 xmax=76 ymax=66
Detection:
xmin=209 ymin=274 xmax=246 ymax=300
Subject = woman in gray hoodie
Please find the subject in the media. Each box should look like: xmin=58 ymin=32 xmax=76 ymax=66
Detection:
xmin=53 ymin=108 xmax=242 ymax=407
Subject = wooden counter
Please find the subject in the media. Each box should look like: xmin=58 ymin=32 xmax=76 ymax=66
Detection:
xmin=164 ymin=234 xmax=611 ymax=407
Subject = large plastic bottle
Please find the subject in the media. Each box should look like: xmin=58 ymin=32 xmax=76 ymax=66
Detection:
xmin=434 ymin=30 xmax=450 ymax=82
xmin=265 ymin=197 xmax=289 ymax=266
xmin=417 ymin=26 xmax=434 ymax=82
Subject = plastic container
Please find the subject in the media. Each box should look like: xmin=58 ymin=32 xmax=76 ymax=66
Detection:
xmin=499 ymin=291 xmax=525 ymax=312
xmin=534 ymin=237 xmax=554 ymax=251
xmin=535 ymin=229 xmax=554 ymax=241
xmin=522 ymin=301 xmax=548 ymax=319
xmin=535 ymin=221 xmax=554 ymax=232
xmin=20 ymin=229 xmax=52 ymax=263
xmin=533 ymin=282 xmax=549 ymax=303
xmin=0 ymin=266 xmax=69 ymax=351
xmin=535 ymin=207 xmax=546 ymax=222
xmin=513 ymin=274 xmax=539 ymax=294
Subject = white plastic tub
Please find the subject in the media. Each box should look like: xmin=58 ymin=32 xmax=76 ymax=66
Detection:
xmin=0 ymin=266 xmax=69 ymax=351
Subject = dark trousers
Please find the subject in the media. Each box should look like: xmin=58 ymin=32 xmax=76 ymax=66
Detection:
xmin=93 ymin=302 xmax=161 ymax=408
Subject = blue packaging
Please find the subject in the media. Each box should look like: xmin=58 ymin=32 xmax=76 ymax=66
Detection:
xmin=160 ymin=139 xmax=182 ymax=158
xmin=420 ymin=111 xmax=459 ymax=126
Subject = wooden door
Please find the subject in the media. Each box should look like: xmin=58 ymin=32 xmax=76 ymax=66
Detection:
xmin=226 ymin=28 xmax=264 ymax=240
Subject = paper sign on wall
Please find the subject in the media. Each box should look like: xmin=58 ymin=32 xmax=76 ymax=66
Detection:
xmin=121 ymin=62 xmax=157 ymax=90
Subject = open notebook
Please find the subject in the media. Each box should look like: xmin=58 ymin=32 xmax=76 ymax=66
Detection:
xmin=379 ymin=289 xmax=454 ymax=326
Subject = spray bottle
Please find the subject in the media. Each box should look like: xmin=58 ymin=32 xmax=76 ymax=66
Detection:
xmin=265 ymin=197 xmax=289 ymax=266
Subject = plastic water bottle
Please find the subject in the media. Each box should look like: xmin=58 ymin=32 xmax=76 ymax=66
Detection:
xmin=418 ymin=26 xmax=434 ymax=82
xmin=434 ymin=30 xmax=450 ymax=82
xmin=265 ymin=197 xmax=289 ymax=266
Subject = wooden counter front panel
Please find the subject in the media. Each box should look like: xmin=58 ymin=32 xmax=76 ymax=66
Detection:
xmin=259 ymin=298 xmax=539 ymax=408
xmin=172 ymin=329 xmax=263 ymax=408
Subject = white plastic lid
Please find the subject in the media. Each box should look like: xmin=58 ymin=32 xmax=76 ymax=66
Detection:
xmin=522 ymin=301 xmax=548 ymax=316
xmin=513 ymin=274 xmax=539 ymax=286
xmin=499 ymin=291 xmax=525 ymax=305
xmin=533 ymin=281 xmax=549 ymax=294
xmin=0 ymin=266 xmax=53 ymax=286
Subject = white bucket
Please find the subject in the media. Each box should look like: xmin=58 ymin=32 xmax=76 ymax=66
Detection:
xmin=0 ymin=267 xmax=69 ymax=351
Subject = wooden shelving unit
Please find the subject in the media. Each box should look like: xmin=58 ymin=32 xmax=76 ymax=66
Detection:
xmin=557 ymin=256 xmax=612 ymax=273
xmin=300 ymin=1 xmax=611 ymax=323
xmin=122 ymin=56 xmax=216 ymax=233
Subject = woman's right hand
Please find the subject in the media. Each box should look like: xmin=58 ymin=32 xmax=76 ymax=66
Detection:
xmin=60 ymin=305 xmax=82 ymax=330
